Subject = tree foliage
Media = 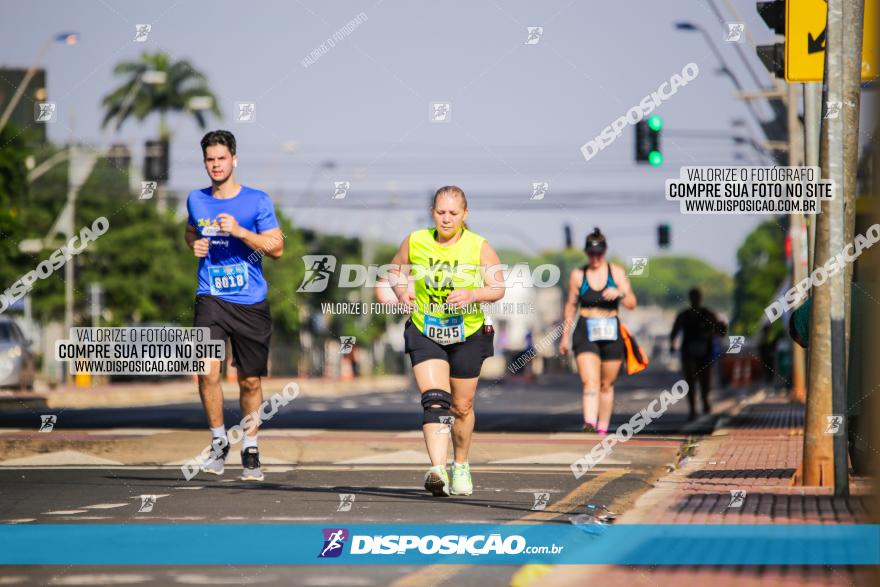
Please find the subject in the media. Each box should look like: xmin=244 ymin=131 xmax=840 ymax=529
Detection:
xmin=731 ymin=220 xmax=787 ymax=335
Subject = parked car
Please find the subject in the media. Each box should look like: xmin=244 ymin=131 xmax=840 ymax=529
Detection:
xmin=0 ymin=318 xmax=36 ymax=390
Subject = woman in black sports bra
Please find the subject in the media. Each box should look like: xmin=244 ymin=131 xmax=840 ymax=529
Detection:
xmin=559 ymin=228 xmax=637 ymax=435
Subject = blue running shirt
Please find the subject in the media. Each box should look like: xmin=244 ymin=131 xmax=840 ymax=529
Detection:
xmin=186 ymin=185 xmax=279 ymax=305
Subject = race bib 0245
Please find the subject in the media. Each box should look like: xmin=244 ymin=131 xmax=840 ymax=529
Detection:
xmin=423 ymin=314 xmax=465 ymax=346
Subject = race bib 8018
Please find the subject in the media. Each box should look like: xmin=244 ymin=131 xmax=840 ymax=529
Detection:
xmin=208 ymin=263 xmax=248 ymax=295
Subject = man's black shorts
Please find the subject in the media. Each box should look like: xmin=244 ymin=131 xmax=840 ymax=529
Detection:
xmin=194 ymin=295 xmax=272 ymax=377
xmin=403 ymin=319 xmax=494 ymax=379
xmin=572 ymin=316 xmax=625 ymax=361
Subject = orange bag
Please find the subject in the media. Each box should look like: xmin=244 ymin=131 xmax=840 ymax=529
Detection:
xmin=619 ymin=321 xmax=649 ymax=375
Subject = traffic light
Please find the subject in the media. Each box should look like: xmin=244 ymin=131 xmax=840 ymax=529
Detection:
xmin=144 ymin=138 xmax=169 ymax=183
xmin=756 ymin=1 xmax=785 ymax=78
xmin=635 ymin=115 xmax=662 ymax=166
xmin=564 ymin=224 xmax=572 ymax=248
xmin=658 ymin=223 xmax=671 ymax=248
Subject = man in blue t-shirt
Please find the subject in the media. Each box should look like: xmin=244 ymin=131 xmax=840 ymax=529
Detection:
xmin=185 ymin=130 xmax=284 ymax=482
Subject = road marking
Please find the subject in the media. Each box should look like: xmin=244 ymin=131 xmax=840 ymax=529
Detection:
xmin=89 ymin=429 xmax=172 ymax=436
xmin=0 ymin=576 xmax=27 ymax=584
xmin=389 ymin=469 xmax=626 ymax=587
xmin=0 ymin=450 xmax=124 ymax=467
xmin=490 ymin=451 xmax=627 ymax=465
xmin=260 ymin=429 xmax=325 ymax=437
xmin=133 ymin=516 xmax=205 ymax=521
xmin=336 ymin=450 xmax=430 ymax=465
xmin=42 ymin=510 xmax=88 ymax=515
xmin=260 ymin=516 xmax=328 ymax=521
xmin=301 ymin=577 xmax=374 ymax=586
xmin=0 ymin=519 xmax=34 ymax=524
xmin=172 ymin=574 xmax=277 ymax=585
xmin=81 ymin=503 xmax=128 ymax=509
xmin=50 ymin=574 xmax=152 ymax=585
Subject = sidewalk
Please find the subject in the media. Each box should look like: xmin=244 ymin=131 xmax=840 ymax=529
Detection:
xmin=0 ymin=374 xmax=409 ymax=411
xmin=536 ymin=393 xmax=874 ymax=586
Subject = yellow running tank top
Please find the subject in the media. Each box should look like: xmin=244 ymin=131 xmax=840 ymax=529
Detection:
xmin=409 ymin=227 xmax=486 ymax=341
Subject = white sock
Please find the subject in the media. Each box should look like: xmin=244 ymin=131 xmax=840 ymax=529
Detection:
xmin=210 ymin=425 xmax=227 ymax=439
xmin=242 ymin=434 xmax=258 ymax=450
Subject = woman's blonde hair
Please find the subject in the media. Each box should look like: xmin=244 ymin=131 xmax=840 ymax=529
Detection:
xmin=431 ymin=185 xmax=469 ymax=230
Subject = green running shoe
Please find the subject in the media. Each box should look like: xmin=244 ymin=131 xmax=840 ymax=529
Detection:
xmin=424 ymin=465 xmax=450 ymax=497
xmin=450 ymin=462 xmax=473 ymax=496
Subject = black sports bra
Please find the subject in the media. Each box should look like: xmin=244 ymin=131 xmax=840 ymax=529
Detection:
xmin=578 ymin=264 xmax=620 ymax=310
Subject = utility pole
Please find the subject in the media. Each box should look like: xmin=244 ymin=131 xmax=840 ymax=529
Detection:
xmin=804 ymin=0 xmax=856 ymax=493
xmin=841 ymin=0 xmax=865 ymax=370
xmin=787 ymin=82 xmax=807 ymax=403
xmin=804 ymin=84 xmax=822 ymax=270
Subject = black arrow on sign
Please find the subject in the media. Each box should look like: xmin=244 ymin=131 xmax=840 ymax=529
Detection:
xmin=808 ymin=27 xmax=826 ymax=53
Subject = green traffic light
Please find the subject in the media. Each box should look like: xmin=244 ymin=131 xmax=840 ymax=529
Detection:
xmin=648 ymin=150 xmax=663 ymax=166
xmin=647 ymin=115 xmax=663 ymax=132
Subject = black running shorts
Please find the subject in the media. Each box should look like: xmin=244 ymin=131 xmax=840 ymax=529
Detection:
xmin=403 ymin=319 xmax=494 ymax=379
xmin=572 ymin=316 xmax=625 ymax=361
xmin=193 ymin=295 xmax=272 ymax=377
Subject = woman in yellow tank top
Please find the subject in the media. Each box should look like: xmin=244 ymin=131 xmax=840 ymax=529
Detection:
xmin=383 ymin=186 xmax=505 ymax=497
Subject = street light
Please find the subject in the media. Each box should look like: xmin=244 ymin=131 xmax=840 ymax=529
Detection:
xmin=0 ymin=32 xmax=79 ymax=133
xmin=674 ymin=21 xmax=786 ymax=152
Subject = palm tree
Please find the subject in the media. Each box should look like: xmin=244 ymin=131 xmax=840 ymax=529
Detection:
xmin=101 ymin=52 xmax=221 ymax=138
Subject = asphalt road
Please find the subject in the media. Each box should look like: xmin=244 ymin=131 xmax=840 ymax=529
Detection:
xmin=0 ymin=369 xmax=744 ymax=586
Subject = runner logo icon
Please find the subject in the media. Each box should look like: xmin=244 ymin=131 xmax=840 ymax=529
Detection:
xmin=319 ymin=528 xmax=349 ymax=558
xmin=298 ymin=255 xmax=337 ymax=292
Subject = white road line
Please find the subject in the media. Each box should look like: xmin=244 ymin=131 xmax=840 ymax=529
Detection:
xmin=81 ymin=503 xmax=128 ymax=509
xmin=42 ymin=510 xmax=88 ymax=515
xmin=89 ymin=429 xmax=173 ymax=436
xmin=0 ymin=519 xmax=35 ymax=524
xmin=260 ymin=429 xmax=325 ymax=437
xmin=172 ymin=574 xmax=277 ymax=585
xmin=302 ymin=577 xmax=374 ymax=586
xmin=0 ymin=450 xmax=124 ymax=467
xmin=335 ymin=450 xmax=430 ymax=465
xmin=50 ymin=574 xmax=152 ymax=585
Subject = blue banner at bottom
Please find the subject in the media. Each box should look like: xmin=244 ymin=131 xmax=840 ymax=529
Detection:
xmin=1 ymin=524 xmax=877 ymax=565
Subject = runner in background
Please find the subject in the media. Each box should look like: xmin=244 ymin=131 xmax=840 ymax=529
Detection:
xmin=559 ymin=228 xmax=636 ymax=435
xmin=670 ymin=288 xmax=727 ymax=420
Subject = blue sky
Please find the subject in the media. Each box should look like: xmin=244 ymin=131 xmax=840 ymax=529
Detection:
xmin=2 ymin=0 xmax=875 ymax=271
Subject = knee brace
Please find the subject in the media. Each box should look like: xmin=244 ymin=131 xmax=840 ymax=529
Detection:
xmin=421 ymin=389 xmax=452 ymax=425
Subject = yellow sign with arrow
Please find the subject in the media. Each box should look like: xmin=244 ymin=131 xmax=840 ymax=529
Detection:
xmin=786 ymin=0 xmax=878 ymax=81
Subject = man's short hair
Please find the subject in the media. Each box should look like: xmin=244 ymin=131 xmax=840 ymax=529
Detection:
xmin=688 ymin=288 xmax=702 ymax=306
xmin=201 ymin=130 xmax=236 ymax=157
